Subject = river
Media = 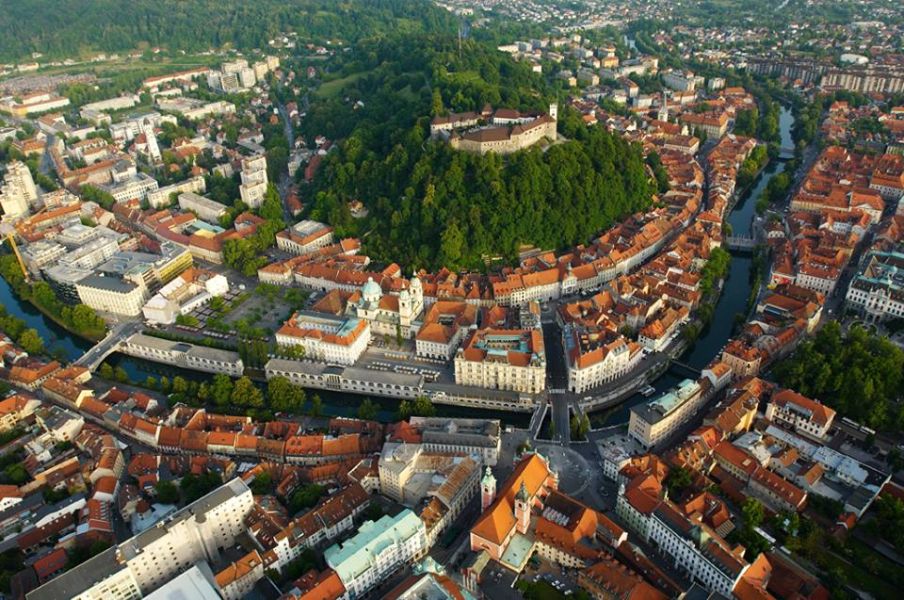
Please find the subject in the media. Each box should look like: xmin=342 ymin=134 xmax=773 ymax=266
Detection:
xmin=683 ymin=105 xmax=794 ymax=369
xmin=590 ymin=106 xmax=795 ymax=426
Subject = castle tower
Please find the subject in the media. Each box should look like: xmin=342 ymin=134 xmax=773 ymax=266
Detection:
xmin=514 ymin=481 xmax=531 ymax=534
xmin=481 ymin=466 xmax=496 ymax=511
xmin=548 ymin=103 xmax=558 ymax=121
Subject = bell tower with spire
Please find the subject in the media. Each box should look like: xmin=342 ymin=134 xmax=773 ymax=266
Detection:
xmin=514 ymin=481 xmax=531 ymax=534
xmin=481 ymin=466 xmax=497 ymax=511
xmin=658 ymin=91 xmax=669 ymax=123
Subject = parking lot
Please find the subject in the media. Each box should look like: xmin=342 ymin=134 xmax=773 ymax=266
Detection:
xmin=520 ymin=558 xmax=582 ymax=596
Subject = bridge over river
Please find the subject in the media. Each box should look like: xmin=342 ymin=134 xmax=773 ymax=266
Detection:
xmin=72 ymin=321 xmax=144 ymax=371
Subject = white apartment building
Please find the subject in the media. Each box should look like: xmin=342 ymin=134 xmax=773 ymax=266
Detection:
xmin=239 ymin=155 xmax=268 ymax=208
xmin=628 ymin=379 xmax=706 ymax=449
xmin=20 ymin=240 xmax=67 ymax=272
xmin=764 ymin=389 xmax=836 ymax=440
xmin=157 ymin=98 xmax=235 ymax=121
xmin=454 ymin=329 xmax=546 ymax=394
xmin=794 ymin=265 xmax=839 ymax=295
xmin=110 ymin=112 xmax=177 ymax=142
xmin=105 ymin=172 xmax=159 ymax=203
xmin=0 ymin=160 xmax=38 ymax=219
xmin=81 ymin=95 xmax=141 ymax=114
xmin=0 ymin=92 xmax=70 ymax=116
xmin=662 ymin=70 xmax=697 ymax=91
xmin=615 ymin=488 xmax=749 ymax=597
xmin=646 ymin=504 xmax=747 ymax=596
xmin=275 ymin=312 xmax=370 ymax=366
xmin=76 ymin=275 xmax=148 ymax=316
xmin=147 ymin=175 xmax=206 ymax=209
xmin=324 ymin=509 xmax=427 ymax=599
xmin=565 ymin=327 xmax=643 ymax=394
xmin=178 ymin=192 xmax=227 ymax=223
xmin=275 ymin=220 xmax=335 ymax=255
xmin=27 ymin=478 xmax=254 ymax=600
xmin=59 ymin=235 xmax=122 ymax=270
xmin=415 ymin=326 xmax=467 ymax=360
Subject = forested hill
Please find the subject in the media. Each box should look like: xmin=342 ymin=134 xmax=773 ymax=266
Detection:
xmin=305 ymin=36 xmax=655 ymax=271
xmin=0 ymin=0 xmax=454 ymax=61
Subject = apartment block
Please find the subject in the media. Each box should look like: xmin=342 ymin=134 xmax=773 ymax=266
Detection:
xmin=27 ymin=478 xmax=254 ymax=600
xmin=324 ymin=509 xmax=427 ymax=598
xmin=239 ymin=155 xmax=268 ymax=208
xmin=629 ymin=379 xmax=707 ymax=449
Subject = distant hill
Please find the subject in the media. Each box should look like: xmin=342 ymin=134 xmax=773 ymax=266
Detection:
xmin=0 ymin=0 xmax=454 ymax=61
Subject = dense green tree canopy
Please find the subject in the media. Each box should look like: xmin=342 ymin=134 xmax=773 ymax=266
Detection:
xmin=295 ymin=34 xmax=655 ymax=270
xmin=0 ymin=0 xmax=455 ymax=61
xmin=773 ymin=322 xmax=904 ymax=432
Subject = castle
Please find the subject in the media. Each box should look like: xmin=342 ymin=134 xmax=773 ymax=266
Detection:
xmin=431 ymin=104 xmax=558 ymax=155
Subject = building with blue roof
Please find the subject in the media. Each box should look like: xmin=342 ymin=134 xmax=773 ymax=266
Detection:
xmin=324 ymin=509 xmax=427 ymax=598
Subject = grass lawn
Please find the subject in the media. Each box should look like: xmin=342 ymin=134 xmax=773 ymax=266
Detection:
xmin=820 ymin=550 xmax=897 ymax=599
xmin=515 ymin=580 xmax=566 ymax=600
xmin=315 ymin=72 xmax=365 ymax=98
xmin=439 ymin=69 xmax=483 ymax=86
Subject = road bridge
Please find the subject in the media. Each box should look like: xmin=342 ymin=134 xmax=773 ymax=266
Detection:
xmin=73 ymin=321 xmax=143 ymax=371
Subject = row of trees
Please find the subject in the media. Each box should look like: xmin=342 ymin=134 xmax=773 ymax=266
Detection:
xmin=0 ymin=305 xmax=44 ymax=354
xmin=736 ymin=145 xmax=769 ymax=189
xmin=98 ymin=361 xmax=435 ymax=422
xmin=0 ymin=256 xmax=107 ymax=340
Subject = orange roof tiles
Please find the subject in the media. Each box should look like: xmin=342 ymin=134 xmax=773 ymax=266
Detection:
xmin=471 ymin=453 xmax=553 ymax=545
xmin=215 ymin=550 xmax=262 ymax=588
xmin=321 ymin=435 xmax=359 ymax=457
xmin=770 ymin=389 xmax=836 ymax=426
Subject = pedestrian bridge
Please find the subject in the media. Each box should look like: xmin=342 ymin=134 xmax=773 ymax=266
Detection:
xmin=669 ymin=359 xmax=702 ymax=379
xmin=725 ymin=235 xmax=757 ymax=251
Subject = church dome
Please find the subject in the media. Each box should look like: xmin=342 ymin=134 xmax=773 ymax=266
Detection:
xmin=362 ymin=277 xmax=381 ymax=302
